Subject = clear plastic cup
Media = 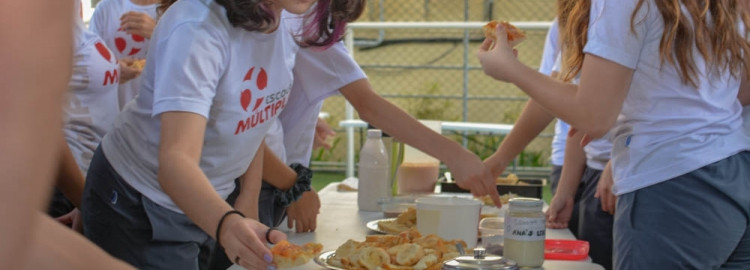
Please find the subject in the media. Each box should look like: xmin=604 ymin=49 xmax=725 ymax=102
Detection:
xmin=480 ymin=217 xmax=505 ymax=255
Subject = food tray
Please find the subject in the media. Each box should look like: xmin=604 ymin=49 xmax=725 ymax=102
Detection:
xmin=439 ymin=178 xmax=544 ymax=199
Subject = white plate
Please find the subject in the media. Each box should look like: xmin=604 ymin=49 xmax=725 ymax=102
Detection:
xmin=314 ymin=250 xmax=346 ymax=270
xmin=365 ymin=218 xmax=397 ymax=234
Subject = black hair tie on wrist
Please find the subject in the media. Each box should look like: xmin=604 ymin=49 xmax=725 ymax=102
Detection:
xmin=273 ymin=163 xmax=313 ymax=208
xmin=216 ymin=210 xmax=245 ymax=248
xmin=266 ymin=228 xmax=279 ymax=244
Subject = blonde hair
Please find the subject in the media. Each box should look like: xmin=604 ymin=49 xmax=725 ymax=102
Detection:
xmin=558 ymin=0 xmax=750 ymax=87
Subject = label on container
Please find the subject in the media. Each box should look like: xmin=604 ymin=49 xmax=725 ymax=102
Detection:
xmin=504 ymin=216 xmax=545 ymax=241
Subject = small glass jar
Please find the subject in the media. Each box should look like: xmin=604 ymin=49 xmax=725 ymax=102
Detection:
xmin=503 ymin=198 xmax=545 ymax=268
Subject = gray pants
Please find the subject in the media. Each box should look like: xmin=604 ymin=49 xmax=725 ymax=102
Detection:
xmin=82 ymin=146 xmax=214 ymax=270
xmin=614 ymin=151 xmax=750 ymax=270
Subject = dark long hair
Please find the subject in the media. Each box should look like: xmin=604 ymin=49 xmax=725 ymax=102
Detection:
xmin=300 ymin=0 xmax=366 ymax=48
xmin=158 ymin=0 xmax=366 ymax=48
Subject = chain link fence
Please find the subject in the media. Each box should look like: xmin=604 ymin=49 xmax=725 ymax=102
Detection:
xmin=314 ymin=0 xmax=557 ymax=176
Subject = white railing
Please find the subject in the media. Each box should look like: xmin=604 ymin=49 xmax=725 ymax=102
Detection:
xmin=341 ymin=21 xmax=553 ymax=177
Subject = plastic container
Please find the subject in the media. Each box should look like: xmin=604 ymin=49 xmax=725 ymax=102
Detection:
xmin=503 ymin=198 xmax=545 ymax=268
xmin=479 ymin=217 xmax=505 ymax=256
xmin=544 ymin=239 xmax=590 ymax=261
xmin=396 ymin=120 xmax=441 ymax=194
xmin=379 ymin=196 xmax=417 ymax=218
xmin=416 ymin=196 xmax=481 ymax=248
xmin=358 ymin=129 xmax=391 ymax=211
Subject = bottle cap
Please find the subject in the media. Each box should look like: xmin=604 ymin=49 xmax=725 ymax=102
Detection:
xmin=367 ymin=129 xmax=383 ymax=138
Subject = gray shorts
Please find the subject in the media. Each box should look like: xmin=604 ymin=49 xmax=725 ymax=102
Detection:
xmin=82 ymin=146 xmax=214 ymax=270
xmin=614 ymin=151 xmax=750 ymax=269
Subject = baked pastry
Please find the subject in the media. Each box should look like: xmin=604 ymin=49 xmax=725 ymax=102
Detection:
xmin=330 ymin=228 xmax=467 ymax=269
xmin=129 ymin=59 xmax=146 ymax=70
xmin=378 ymin=207 xmax=417 ymax=234
xmin=482 ymin=20 xmax=527 ymax=47
xmin=357 ymin=247 xmax=391 ymax=270
xmin=270 ymin=240 xmax=323 ymax=268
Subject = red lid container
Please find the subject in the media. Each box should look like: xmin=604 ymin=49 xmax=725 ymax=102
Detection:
xmin=544 ymin=239 xmax=590 ymax=261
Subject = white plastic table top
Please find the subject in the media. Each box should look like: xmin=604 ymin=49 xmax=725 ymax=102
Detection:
xmin=228 ymin=182 xmax=604 ymax=270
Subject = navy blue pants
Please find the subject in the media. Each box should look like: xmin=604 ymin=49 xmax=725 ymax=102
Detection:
xmin=576 ymin=166 xmax=614 ymax=270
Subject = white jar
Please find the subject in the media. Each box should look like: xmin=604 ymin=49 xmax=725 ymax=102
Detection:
xmin=357 ymin=129 xmax=391 ymax=211
xmin=503 ymin=198 xmax=545 ymax=268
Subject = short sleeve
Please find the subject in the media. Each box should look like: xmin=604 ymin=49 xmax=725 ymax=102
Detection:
xmin=293 ymin=41 xmax=367 ymax=104
xmin=551 ymin=54 xmax=562 ymax=74
xmin=151 ymin=22 xmax=227 ymax=118
xmin=538 ymin=19 xmax=559 ymax=75
xmin=583 ymin=0 xmax=649 ymax=69
xmin=87 ymin=2 xmax=106 ymax=36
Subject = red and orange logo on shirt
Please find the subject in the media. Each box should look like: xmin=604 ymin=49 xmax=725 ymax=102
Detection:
xmin=114 ymin=28 xmax=146 ymax=57
xmin=95 ymin=41 xmax=119 ymax=86
xmin=240 ymin=67 xmax=268 ymax=112
xmin=235 ymin=66 xmax=289 ymax=135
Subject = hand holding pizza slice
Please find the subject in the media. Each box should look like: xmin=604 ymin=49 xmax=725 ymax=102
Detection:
xmin=483 ymin=20 xmax=526 ymax=48
xmin=271 ymin=240 xmax=324 ymax=268
xmin=476 ymin=20 xmax=527 ymax=83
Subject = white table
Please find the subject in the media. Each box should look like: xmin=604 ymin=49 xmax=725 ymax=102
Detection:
xmin=229 ymin=183 xmax=603 ymax=270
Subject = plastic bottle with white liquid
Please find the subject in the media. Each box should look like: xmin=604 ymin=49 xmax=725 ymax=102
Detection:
xmin=357 ymin=129 xmax=391 ymax=211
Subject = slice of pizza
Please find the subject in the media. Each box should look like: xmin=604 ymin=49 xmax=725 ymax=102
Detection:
xmin=482 ymin=20 xmax=527 ymax=47
xmin=271 ymin=240 xmax=324 ymax=268
xmin=128 ymin=59 xmax=146 ymax=70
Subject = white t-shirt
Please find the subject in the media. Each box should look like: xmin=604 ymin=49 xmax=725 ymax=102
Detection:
xmin=278 ymin=42 xmax=367 ymax=166
xmin=539 ymin=19 xmax=569 ymax=167
xmin=744 ymin=106 xmax=750 ymax=135
xmin=65 ymin=19 xmax=120 ymax=174
xmin=265 ymin=12 xmax=366 ymax=165
xmin=89 ymin=0 xmax=158 ymax=110
xmin=584 ymin=0 xmax=750 ymax=195
xmin=265 ymin=119 xmax=287 ymax=163
xmin=266 ymin=39 xmax=367 ymax=165
xmin=102 ymin=0 xmax=298 ymax=213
